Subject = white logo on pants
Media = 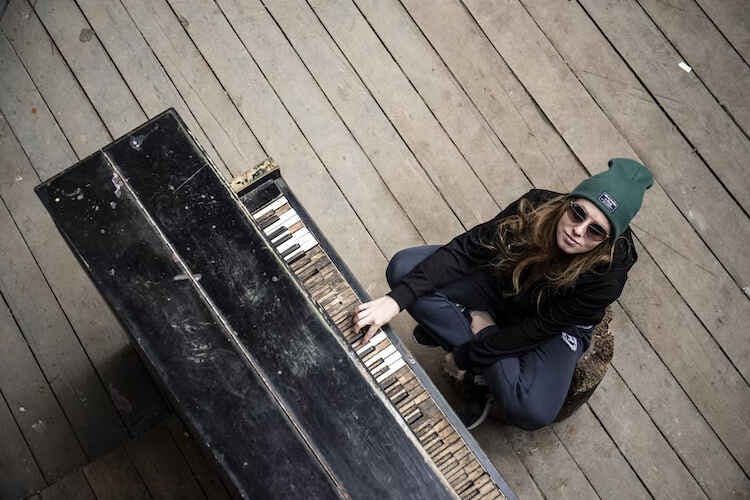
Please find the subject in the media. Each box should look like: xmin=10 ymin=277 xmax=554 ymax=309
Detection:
xmin=561 ymin=332 xmax=578 ymax=352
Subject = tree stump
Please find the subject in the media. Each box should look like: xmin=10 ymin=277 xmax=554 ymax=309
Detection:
xmin=553 ymin=306 xmax=614 ymax=422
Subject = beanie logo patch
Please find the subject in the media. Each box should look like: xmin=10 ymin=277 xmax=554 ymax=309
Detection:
xmin=599 ymin=191 xmax=618 ymax=213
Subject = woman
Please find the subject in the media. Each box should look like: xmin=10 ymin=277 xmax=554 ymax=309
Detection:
xmin=352 ymin=158 xmax=653 ymax=431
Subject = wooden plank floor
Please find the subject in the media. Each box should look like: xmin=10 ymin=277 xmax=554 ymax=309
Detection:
xmin=0 ymin=0 xmax=748 ymax=498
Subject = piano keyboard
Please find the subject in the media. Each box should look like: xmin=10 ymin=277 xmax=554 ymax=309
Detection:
xmin=250 ymin=194 xmax=505 ymax=500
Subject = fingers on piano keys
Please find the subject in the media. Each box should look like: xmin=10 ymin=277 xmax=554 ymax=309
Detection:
xmin=251 ymin=196 xmax=503 ymax=499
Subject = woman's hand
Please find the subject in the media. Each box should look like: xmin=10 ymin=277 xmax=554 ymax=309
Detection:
xmin=469 ymin=310 xmax=496 ymax=335
xmin=352 ymin=295 xmax=400 ymax=347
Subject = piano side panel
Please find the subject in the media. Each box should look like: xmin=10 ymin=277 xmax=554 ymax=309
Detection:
xmin=105 ymin=111 xmax=454 ymax=499
xmin=34 ymin=151 xmax=341 ymax=500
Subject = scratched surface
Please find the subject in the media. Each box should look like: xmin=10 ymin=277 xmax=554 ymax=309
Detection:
xmin=35 ymin=149 xmax=340 ymax=499
xmin=36 ymin=110 xmax=452 ymax=499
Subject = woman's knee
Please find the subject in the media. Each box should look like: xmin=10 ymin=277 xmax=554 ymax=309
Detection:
xmin=502 ymin=402 xmax=558 ymax=431
xmin=385 ymin=246 xmax=439 ymax=287
xmin=386 ymin=249 xmax=409 ymax=286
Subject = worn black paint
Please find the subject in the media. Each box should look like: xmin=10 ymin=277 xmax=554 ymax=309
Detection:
xmin=35 ymin=110 xmax=457 ymax=499
xmin=36 ymin=152 xmax=338 ymax=499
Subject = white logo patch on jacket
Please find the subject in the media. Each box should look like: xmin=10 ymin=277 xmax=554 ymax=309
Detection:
xmin=561 ymin=332 xmax=578 ymax=352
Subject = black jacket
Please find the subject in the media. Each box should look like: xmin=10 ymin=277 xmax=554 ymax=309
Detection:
xmin=386 ymin=189 xmax=638 ymax=369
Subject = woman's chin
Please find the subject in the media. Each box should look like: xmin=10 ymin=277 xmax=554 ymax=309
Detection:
xmin=557 ymin=234 xmax=578 ymax=254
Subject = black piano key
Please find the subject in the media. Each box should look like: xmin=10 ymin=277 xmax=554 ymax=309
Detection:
xmin=259 ymin=213 xmax=279 ymax=229
xmin=271 ymin=231 xmax=293 ymax=247
xmin=368 ymin=358 xmax=386 ymax=373
xmin=357 ymin=346 xmax=375 ymax=359
xmin=266 ymin=226 xmax=286 ymax=242
xmin=379 ymin=373 xmax=399 ymax=391
xmin=406 ymin=409 xmax=423 ymax=425
xmin=285 ymin=249 xmax=306 ymax=265
xmin=349 ymin=331 xmax=365 ymax=346
xmin=384 ymin=383 xmax=403 ymax=397
xmin=279 ymin=242 xmax=301 ymax=259
xmin=391 ymin=391 xmax=409 ymax=406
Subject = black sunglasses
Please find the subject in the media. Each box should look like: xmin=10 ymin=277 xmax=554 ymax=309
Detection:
xmin=566 ymin=201 xmax=610 ymax=242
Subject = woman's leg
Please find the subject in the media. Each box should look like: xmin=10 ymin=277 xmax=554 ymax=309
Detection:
xmin=385 ymin=246 xmax=500 ymax=349
xmin=483 ymin=327 xmax=589 ymax=430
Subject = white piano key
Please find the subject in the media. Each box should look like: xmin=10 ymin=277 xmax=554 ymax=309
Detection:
xmin=382 ymin=350 xmax=403 ymax=367
xmin=271 ymin=229 xmax=291 ymax=244
xmin=277 ymin=228 xmax=310 ymax=253
xmin=365 ymin=345 xmax=396 ymax=368
xmin=376 ymin=358 xmax=407 ymax=383
xmin=252 ymin=196 xmax=287 ymax=219
xmin=277 ymin=227 xmax=312 ymax=252
xmin=270 ymin=221 xmax=307 ymax=245
xmin=365 ymin=345 xmax=397 ymax=367
xmin=297 ymin=233 xmax=317 ymax=250
xmin=263 ymin=211 xmax=299 ymax=235
xmin=283 ymin=248 xmax=304 ymax=262
xmin=355 ymin=332 xmax=387 ymax=354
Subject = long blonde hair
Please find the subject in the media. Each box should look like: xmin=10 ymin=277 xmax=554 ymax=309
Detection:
xmin=479 ymin=194 xmax=623 ymax=311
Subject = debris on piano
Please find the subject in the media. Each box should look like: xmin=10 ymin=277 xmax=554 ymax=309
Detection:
xmin=35 ymin=109 xmax=517 ymax=500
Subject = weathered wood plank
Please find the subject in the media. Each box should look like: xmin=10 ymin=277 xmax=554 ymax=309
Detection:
xmin=607 ymin=302 xmax=750 ymax=497
xmin=0 ymin=285 xmax=87 ymax=484
xmin=245 ymin=0 xmax=462 ymax=246
xmin=119 ymin=0 xmax=266 ymax=170
xmin=39 ymin=470 xmax=95 ymax=500
xmin=205 ymin=0 xmax=424 ymax=258
xmin=83 ymin=447 xmax=150 ymax=500
xmin=165 ymin=0 xmax=388 ymax=294
xmin=305 ymin=0 xmax=500 ymax=228
xmin=400 ymin=0 xmax=580 ymax=195
xmin=622 ymin=238 xmax=750 ymax=473
xmin=472 ymin=423 xmax=544 ymax=500
xmin=0 ymin=390 xmax=46 ymax=499
xmin=0 ymin=3 xmax=169 ymax=436
xmin=503 ymin=425 xmax=599 ymax=499
xmin=0 ymin=189 xmax=127 ymax=458
xmin=637 ymin=0 xmax=750 ymax=133
xmin=0 ymin=32 xmax=76 ymax=177
xmin=694 ymin=0 xmax=750 ymax=63
xmin=165 ymin=416 xmax=230 ymax=500
xmin=462 ymin=0 xmax=750 ymax=473
xmin=61 ymin=0 xmax=230 ymax=181
xmin=577 ymin=0 xmax=750 ymax=213
xmin=519 ymin=0 xmax=750 ymax=308
xmin=0 ymin=0 xmax=109 ymax=159
xmin=552 ymin=403 xmax=651 ymax=499
xmin=125 ymin=422 xmax=206 ymax=500
xmin=32 ymin=0 xmax=143 ymax=139
xmin=588 ymin=369 xmax=707 ymax=499
xmin=336 ymin=0 xmax=533 ymax=207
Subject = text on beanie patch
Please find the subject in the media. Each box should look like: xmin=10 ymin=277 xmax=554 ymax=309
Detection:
xmin=599 ymin=191 xmax=618 ymax=213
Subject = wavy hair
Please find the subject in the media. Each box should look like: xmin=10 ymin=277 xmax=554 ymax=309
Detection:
xmin=479 ymin=194 xmax=623 ymax=311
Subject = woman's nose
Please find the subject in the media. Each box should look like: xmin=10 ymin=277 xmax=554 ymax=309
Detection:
xmin=571 ymin=223 xmax=586 ymax=237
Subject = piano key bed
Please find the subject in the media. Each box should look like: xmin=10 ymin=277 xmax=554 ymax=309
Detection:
xmin=235 ymin=161 xmax=513 ymax=500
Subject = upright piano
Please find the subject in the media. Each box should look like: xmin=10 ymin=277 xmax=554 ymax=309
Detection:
xmin=35 ymin=109 xmax=517 ymax=500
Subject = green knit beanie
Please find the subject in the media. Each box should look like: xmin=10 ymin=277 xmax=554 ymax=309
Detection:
xmin=569 ymin=158 xmax=654 ymax=239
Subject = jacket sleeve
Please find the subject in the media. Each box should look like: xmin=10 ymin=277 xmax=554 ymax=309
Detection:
xmin=453 ymin=274 xmax=626 ymax=369
xmin=386 ymin=189 xmax=537 ymax=311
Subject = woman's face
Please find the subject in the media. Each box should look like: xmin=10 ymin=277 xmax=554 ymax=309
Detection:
xmin=556 ymin=198 xmax=612 ymax=254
